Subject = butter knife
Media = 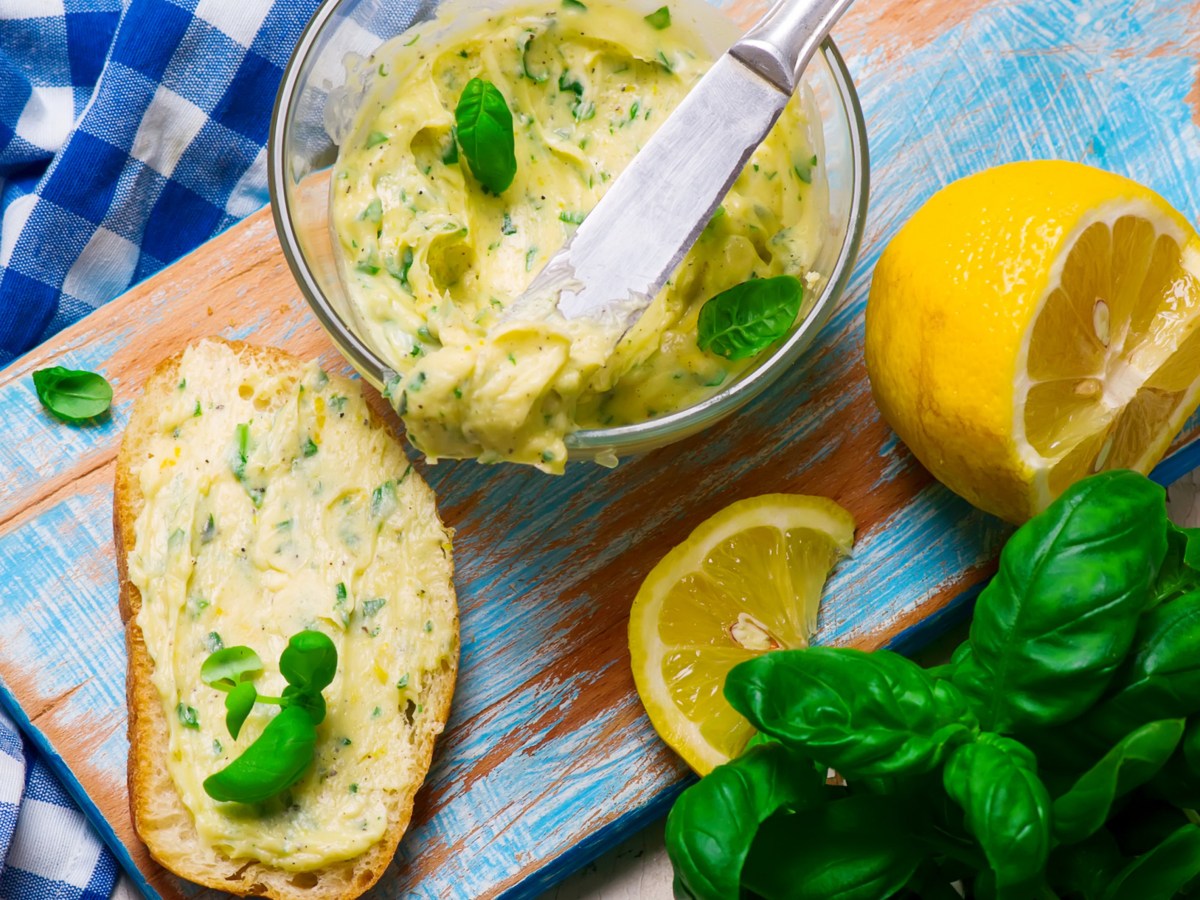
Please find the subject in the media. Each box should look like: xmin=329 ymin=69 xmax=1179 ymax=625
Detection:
xmin=511 ymin=0 xmax=855 ymax=334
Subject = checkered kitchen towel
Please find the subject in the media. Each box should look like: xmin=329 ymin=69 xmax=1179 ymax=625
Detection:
xmin=0 ymin=0 xmax=324 ymax=366
xmin=0 ymin=709 xmax=117 ymax=899
xmin=0 ymin=0 xmax=326 ymax=894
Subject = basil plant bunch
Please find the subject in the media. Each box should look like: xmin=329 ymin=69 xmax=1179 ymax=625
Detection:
xmin=667 ymin=470 xmax=1200 ymax=900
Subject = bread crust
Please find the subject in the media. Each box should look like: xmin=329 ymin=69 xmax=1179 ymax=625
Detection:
xmin=115 ymin=338 xmax=458 ymax=899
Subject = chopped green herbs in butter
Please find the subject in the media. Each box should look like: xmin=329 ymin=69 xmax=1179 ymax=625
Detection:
xmin=331 ymin=0 xmax=824 ymax=473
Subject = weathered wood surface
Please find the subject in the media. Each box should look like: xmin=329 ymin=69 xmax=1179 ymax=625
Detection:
xmin=4 ymin=0 xmax=1200 ymax=896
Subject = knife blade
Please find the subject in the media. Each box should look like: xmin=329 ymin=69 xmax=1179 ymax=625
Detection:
xmin=510 ymin=0 xmax=855 ymax=336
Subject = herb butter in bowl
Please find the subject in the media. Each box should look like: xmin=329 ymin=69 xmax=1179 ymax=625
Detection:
xmin=270 ymin=0 xmax=868 ymax=470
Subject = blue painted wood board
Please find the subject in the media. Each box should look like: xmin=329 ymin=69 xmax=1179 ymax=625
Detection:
xmin=4 ymin=0 xmax=1200 ymax=896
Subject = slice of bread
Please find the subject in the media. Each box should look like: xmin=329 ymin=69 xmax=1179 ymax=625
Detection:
xmin=115 ymin=338 xmax=458 ymax=899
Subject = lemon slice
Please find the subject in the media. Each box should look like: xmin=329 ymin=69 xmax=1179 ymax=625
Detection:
xmin=866 ymin=161 xmax=1200 ymax=523
xmin=628 ymin=495 xmax=854 ymax=774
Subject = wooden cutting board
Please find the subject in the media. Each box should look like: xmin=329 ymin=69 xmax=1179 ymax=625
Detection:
xmin=4 ymin=0 xmax=1200 ymax=896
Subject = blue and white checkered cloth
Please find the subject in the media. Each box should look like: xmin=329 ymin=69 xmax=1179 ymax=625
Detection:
xmin=0 ymin=0 xmax=322 ymax=366
xmin=0 ymin=0 xmax=321 ymax=894
xmin=0 ymin=710 xmax=117 ymax=899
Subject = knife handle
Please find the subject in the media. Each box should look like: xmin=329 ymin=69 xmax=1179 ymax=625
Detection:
xmin=731 ymin=0 xmax=856 ymax=94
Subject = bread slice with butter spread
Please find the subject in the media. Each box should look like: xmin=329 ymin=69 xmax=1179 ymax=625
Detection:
xmin=115 ymin=338 xmax=458 ymax=899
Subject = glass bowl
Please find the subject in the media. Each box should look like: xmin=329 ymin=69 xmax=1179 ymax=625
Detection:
xmin=269 ymin=0 xmax=869 ymax=463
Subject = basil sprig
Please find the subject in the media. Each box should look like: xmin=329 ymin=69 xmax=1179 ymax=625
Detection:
xmin=32 ymin=365 xmax=113 ymax=422
xmin=666 ymin=470 xmax=1200 ymax=899
xmin=454 ymin=77 xmax=517 ymax=194
xmin=201 ymin=630 xmax=338 ymax=804
xmin=696 ymin=275 xmax=803 ymax=360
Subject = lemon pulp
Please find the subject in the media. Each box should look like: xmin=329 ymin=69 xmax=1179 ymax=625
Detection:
xmin=629 ymin=495 xmax=854 ymax=774
xmin=1023 ymin=214 xmax=1200 ymax=503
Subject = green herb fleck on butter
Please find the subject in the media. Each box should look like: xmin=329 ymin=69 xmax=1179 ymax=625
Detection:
xmin=177 ymin=703 xmax=200 ymax=729
xmin=644 ymin=6 xmax=670 ymax=29
xmin=360 ymin=198 xmax=383 ymax=223
xmin=371 ymin=480 xmax=397 ymax=517
xmin=231 ymin=423 xmax=250 ymax=480
xmin=793 ymin=154 xmax=818 ymax=184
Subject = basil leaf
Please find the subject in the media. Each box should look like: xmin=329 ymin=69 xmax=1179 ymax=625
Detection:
xmin=1108 ymin=798 xmax=1192 ymax=856
xmin=455 ymin=77 xmax=517 ymax=194
xmin=951 ymin=470 xmax=1167 ymax=732
xmin=1085 ymin=590 xmax=1200 ymax=741
xmin=1145 ymin=718 xmax=1200 ymax=808
xmin=201 ymin=646 xmax=263 ymax=692
xmin=1103 ymin=824 xmax=1200 ymax=900
xmin=1151 ymin=523 xmax=1200 ymax=605
xmin=666 ymin=741 xmax=823 ymax=899
xmin=740 ymin=795 xmax=921 ymax=900
xmin=1053 ymin=720 xmax=1184 ymax=845
xmin=696 ymin=275 xmax=803 ymax=361
xmin=279 ymin=630 xmax=337 ymax=693
xmin=281 ymin=683 xmax=327 ymax=726
xmin=943 ymin=735 xmax=1052 ymax=892
xmin=225 ymin=681 xmax=257 ymax=740
xmin=725 ymin=647 xmax=978 ymax=779
xmin=32 ymin=366 xmax=113 ymax=422
xmin=1047 ymin=829 xmax=1124 ymax=900
xmin=1183 ymin=715 xmax=1200 ymax=772
xmin=644 ymin=5 xmax=671 ymax=28
xmin=203 ymin=706 xmax=317 ymax=804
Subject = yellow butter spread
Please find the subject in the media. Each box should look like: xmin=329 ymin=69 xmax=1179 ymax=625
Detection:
xmin=331 ymin=0 xmax=824 ymax=471
xmin=128 ymin=340 xmax=454 ymax=870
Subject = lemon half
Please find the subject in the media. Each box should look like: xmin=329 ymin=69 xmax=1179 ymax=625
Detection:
xmin=628 ymin=495 xmax=854 ymax=774
xmin=866 ymin=161 xmax=1200 ymax=523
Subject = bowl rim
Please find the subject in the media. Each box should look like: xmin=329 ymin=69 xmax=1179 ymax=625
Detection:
xmin=268 ymin=2 xmax=870 ymax=456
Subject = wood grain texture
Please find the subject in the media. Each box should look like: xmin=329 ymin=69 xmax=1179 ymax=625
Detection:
xmin=4 ymin=0 xmax=1200 ymax=897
